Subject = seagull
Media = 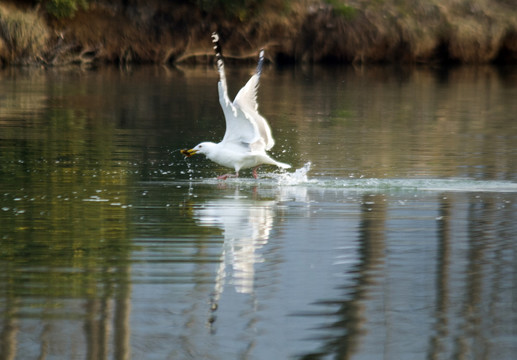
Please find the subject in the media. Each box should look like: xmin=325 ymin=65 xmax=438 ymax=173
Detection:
xmin=181 ymin=32 xmax=290 ymax=180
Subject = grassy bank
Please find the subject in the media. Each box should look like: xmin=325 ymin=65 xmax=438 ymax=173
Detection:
xmin=1 ymin=0 xmax=517 ymax=66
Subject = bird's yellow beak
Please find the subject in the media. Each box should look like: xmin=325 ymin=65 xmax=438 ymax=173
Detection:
xmin=181 ymin=148 xmax=197 ymax=157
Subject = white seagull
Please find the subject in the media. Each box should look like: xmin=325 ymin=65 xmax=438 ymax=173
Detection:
xmin=181 ymin=32 xmax=290 ymax=179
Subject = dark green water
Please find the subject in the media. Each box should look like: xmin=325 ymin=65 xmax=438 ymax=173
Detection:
xmin=1 ymin=65 xmax=516 ymax=359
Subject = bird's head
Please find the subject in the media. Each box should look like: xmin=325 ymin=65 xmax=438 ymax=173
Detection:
xmin=181 ymin=142 xmax=216 ymax=157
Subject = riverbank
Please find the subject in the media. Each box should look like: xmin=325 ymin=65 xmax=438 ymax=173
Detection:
xmin=1 ymin=0 xmax=517 ymax=66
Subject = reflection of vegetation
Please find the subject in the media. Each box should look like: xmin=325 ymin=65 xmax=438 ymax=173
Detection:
xmin=1 ymin=64 xmax=516 ymax=359
xmin=0 ymin=106 xmax=133 ymax=298
xmin=298 ymin=194 xmax=387 ymax=359
xmin=261 ymin=65 xmax=517 ymax=179
xmin=0 ymin=91 xmax=134 ymax=355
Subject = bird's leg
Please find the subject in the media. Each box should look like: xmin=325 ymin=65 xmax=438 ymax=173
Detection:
xmin=252 ymin=166 xmax=260 ymax=179
xmin=217 ymin=171 xmax=239 ymax=180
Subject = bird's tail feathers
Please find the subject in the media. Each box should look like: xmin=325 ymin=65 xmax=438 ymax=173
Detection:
xmin=274 ymin=160 xmax=291 ymax=169
xmin=261 ymin=154 xmax=290 ymax=169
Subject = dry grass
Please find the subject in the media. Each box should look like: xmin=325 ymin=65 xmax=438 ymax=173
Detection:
xmin=171 ymin=0 xmax=517 ymax=64
xmin=2 ymin=0 xmax=517 ymax=65
xmin=54 ymin=3 xmax=205 ymax=64
xmin=0 ymin=4 xmax=49 ymax=64
xmin=298 ymin=0 xmax=517 ymax=63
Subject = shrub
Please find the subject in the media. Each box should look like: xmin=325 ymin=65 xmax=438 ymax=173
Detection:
xmin=325 ymin=0 xmax=358 ymax=20
xmin=191 ymin=0 xmax=281 ymax=20
xmin=46 ymin=0 xmax=89 ymax=18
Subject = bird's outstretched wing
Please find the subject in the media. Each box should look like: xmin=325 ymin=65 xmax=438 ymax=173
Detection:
xmin=233 ymin=49 xmax=263 ymax=112
xmin=211 ymin=33 xmax=274 ymax=152
xmin=233 ymin=50 xmax=275 ymax=151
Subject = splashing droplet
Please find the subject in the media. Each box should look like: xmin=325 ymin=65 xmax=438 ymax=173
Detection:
xmin=275 ymin=162 xmax=312 ymax=185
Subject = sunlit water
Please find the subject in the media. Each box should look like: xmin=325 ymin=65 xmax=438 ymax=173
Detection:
xmin=1 ymin=65 xmax=517 ymax=359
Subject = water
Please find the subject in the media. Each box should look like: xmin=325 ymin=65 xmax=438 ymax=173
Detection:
xmin=1 ymin=65 xmax=517 ymax=359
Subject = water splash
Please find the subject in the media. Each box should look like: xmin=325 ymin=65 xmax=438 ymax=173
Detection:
xmin=266 ymin=168 xmax=517 ymax=193
xmin=180 ymin=161 xmax=517 ymax=194
xmin=184 ymin=159 xmax=194 ymax=181
xmin=273 ymin=162 xmax=312 ymax=186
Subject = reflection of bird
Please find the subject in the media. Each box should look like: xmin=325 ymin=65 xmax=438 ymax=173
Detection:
xmin=194 ymin=191 xmax=274 ymax=294
xmin=181 ymin=33 xmax=290 ymax=179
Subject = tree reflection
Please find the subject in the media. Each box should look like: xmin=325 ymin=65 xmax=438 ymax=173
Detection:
xmin=297 ymin=191 xmax=517 ymax=360
xmin=427 ymin=193 xmax=517 ymax=360
xmin=0 ymin=103 xmax=134 ymax=358
xmin=298 ymin=194 xmax=387 ymax=359
xmin=1 ymin=65 xmax=517 ymax=360
xmin=428 ymin=194 xmax=451 ymax=359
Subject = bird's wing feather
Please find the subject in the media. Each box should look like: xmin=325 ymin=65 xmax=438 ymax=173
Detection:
xmin=233 ymin=50 xmax=275 ymax=151
xmin=212 ymin=34 xmax=273 ymax=152
xmin=234 ymin=49 xmax=263 ymax=111
xmin=212 ymin=33 xmax=235 ymax=119
xmin=219 ymin=82 xmax=258 ymax=150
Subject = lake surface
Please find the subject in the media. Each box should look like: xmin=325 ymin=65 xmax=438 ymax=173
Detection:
xmin=1 ymin=64 xmax=517 ymax=359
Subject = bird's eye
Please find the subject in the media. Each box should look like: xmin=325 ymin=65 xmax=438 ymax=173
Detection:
xmin=199 ymin=145 xmax=202 ymax=148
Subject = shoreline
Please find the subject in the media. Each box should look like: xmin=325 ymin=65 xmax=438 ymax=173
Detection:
xmin=1 ymin=1 xmax=517 ymax=67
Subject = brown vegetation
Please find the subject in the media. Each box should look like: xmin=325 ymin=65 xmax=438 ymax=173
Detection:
xmin=297 ymin=0 xmax=517 ymax=63
xmin=0 ymin=0 xmax=517 ymax=66
xmin=0 ymin=4 xmax=49 ymax=64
